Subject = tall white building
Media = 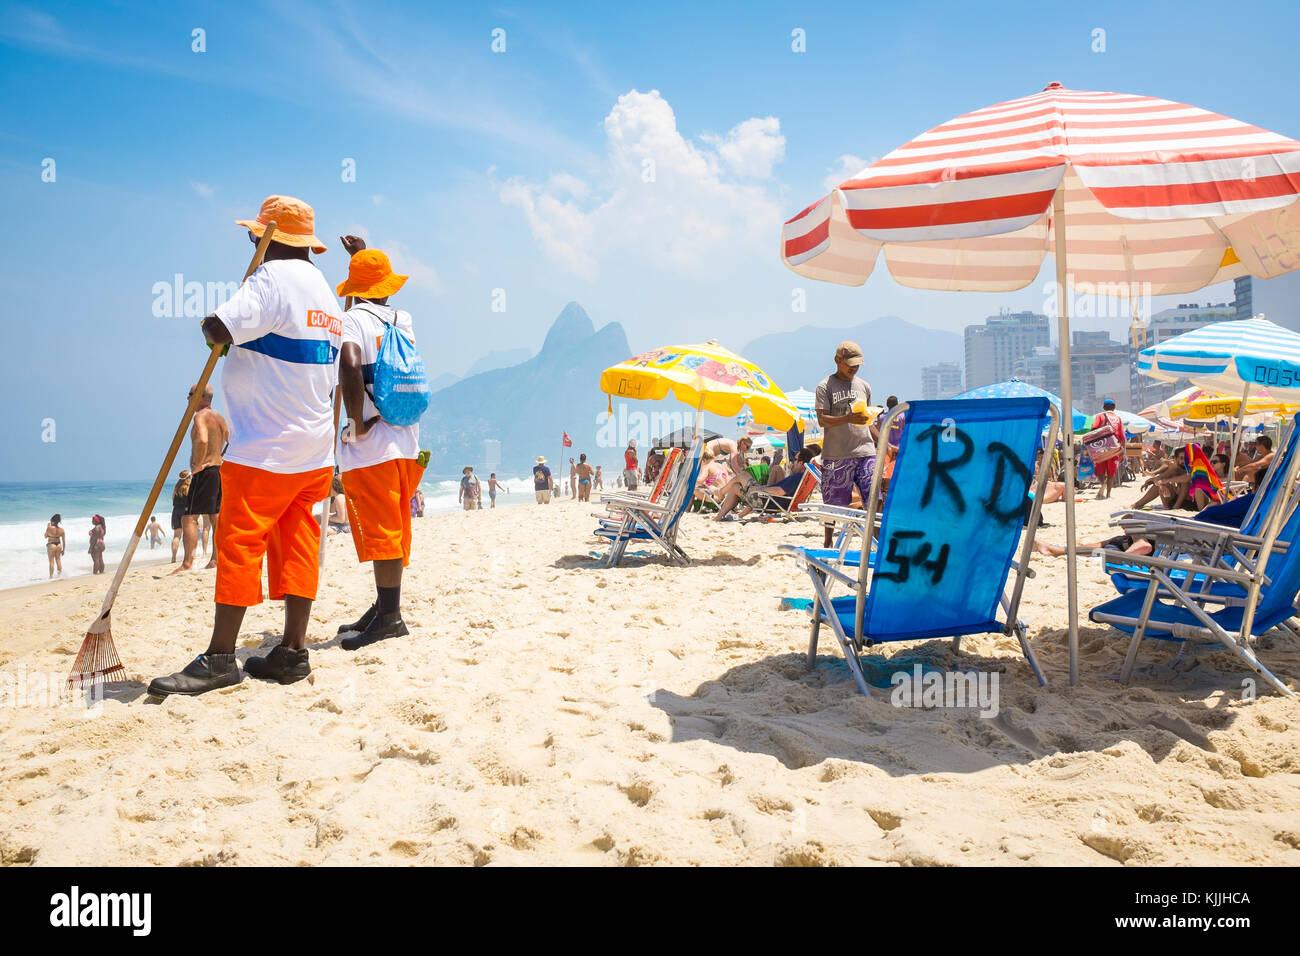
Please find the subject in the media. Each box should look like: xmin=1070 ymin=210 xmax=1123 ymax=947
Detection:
xmin=963 ymin=311 xmax=1051 ymax=389
xmin=921 ymin=362 xmax=963 ymax=400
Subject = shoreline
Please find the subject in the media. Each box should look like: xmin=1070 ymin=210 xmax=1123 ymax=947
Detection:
xmin=0 ymin=550 xmax=176 ymax=598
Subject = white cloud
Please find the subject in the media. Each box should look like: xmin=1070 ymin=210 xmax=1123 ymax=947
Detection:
xmin=823 ymin=153 xmax=870 ymax=192
xmin=190 ymin=181 xmax=214 ymax=199
xmin=703 ymin=116 xmax=785 ymax=179
xmin=499 ymin=89 xmax=786 ymax=280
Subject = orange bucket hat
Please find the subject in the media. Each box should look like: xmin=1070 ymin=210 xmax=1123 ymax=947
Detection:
xmin=336 ymin=249 xmax=408 ymax=299
xmin=236 ymin=195 xmax=327 ymax=253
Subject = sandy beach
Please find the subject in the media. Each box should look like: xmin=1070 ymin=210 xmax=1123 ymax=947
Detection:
xmin=0 ymin=493 xmax=1297 ymax=867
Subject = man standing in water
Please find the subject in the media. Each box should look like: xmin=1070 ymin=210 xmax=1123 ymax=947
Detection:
xmin=488 ymin=473 xmax=507 ymax=508
xmin=145 ymin=515 xmax=166 ymax=549
xmin=816 ymin=341 xmax=876 ymax=548
xmin=149 ymin=194 xmax=340 ymax=696
xmin=173 ymin=383 xmax=228 ymax=572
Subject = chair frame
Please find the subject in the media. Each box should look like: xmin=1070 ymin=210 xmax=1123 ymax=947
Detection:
xmin=1090 ymin=433 xmax=1300 ymax=697
xmin=596 ymin=439 xmax=702 ymax=567
xmin=740 ymin=461 xmax=821 ymax=521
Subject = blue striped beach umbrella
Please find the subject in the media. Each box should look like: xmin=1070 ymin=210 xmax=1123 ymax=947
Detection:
xmin=1138 ymin=318 xmax=1300 ymax=397
xmin=955 ymin=378 xmax=1089 ymax=431
xmin=1115 ymin=410 xmax=1157 ymax=434
xmin=1139 ymin=317 xmax=1300 ymax=481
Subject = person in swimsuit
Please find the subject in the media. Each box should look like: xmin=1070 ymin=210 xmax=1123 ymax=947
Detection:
xmin=145 ymin=515 xmax=166 ymax=549
xmin=693 ymin=452 xmax=729 ymax=507
xmin=575 ymin=453 xmax=594 ymax=502
xmin=173 ymin=383 xmax=228 ymax=573
xmin=1033 ymin=533 xmax=1152 ymax=558
xmin=594 ymin=465 xmax=603 ymax=491
xmin=88 ymin=515 xmax=107 ymax=575
xmin=487 ymin=473 xmax=507 ymax=508
xmin=734 ymin=445 xmax=821 ymax=518
xmin=708 ymin=437 xmax=758 ymax=520
xmin=44 ymin=514 xmax=66 ymax=578
xmin=170 ymin=470 xmax=190 ymax=562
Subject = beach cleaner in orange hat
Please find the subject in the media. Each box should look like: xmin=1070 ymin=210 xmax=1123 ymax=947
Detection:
xmin=149 ymin=195 xmax=341 ymax=696
xmin=332 ymin=235 xmax=429 ymax=650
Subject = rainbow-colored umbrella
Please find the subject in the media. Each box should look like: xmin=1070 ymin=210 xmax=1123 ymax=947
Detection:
xmin=600 ymin=340 xmax=801 ymax=432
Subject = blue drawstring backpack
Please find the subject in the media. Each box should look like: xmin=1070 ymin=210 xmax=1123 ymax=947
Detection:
xmin=359 ymin=305 xmax=430 ymax=427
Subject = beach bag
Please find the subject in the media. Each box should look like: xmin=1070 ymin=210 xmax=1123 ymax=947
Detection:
xmin=1081 ymin=414 xmax=1123 ymax=464
xmin=361 ymin=306 xmax=430 ymax=427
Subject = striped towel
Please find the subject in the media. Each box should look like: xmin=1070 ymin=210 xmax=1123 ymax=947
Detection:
xmin=1183 ymin=444 xmax=1224 ymax=504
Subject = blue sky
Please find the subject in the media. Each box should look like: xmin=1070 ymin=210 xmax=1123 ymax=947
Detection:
xmin=2 ymin=0 xmax=1299 ymax=479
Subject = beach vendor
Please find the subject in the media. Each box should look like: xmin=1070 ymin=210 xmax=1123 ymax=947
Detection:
xmin=1088 ymin=398 xmax=1126 ymax=501
xmin=149 ymin=195 xmax=340 ymax=696
xmin=816 ymin=341 xmax=876 ymax=547
xmin=331 ymin=239 xmax=426 ymax=650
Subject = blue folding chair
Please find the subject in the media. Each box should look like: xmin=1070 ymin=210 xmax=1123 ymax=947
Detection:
xmin=782 ymin=398 xmax=1057 ymax=696
xmin=1089 ymin=431 xmax=1300 ymax=697
xmin=594 ymin=438 xmax=703 ymax=567
xmin=1106 ymin=419 xmax=1300 ymax=601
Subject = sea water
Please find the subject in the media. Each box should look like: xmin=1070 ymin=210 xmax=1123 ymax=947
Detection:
xmin=0 ymin=472 xmax=535 ymax=591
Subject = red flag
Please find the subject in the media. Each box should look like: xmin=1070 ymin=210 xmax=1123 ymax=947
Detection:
xmin=562 ymin=431 xmax=573 ymax=447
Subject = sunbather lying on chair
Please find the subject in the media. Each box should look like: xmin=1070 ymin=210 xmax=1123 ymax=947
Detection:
xmin=736 ymin=445 xmax=821 ymax=519
xmin=692 ymin=453 xmax=729 ymax=511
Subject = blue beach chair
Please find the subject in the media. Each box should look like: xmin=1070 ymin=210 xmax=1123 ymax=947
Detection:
xmin=781 ymin=398 xmax=1058 ymax=696
xmin=594 ymin=438 xmax=703 ymax=567
xmin=1089 ymin=431 xmax=1300 ymax=697
xmin=1105 ymin=419 xmax=1300 ymax=601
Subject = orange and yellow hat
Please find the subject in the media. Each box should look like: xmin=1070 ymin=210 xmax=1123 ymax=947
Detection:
xmin=236 ymin=195 xmax=327 ymax=253
xmin=336 ymin=249 xmax=408 ymax=299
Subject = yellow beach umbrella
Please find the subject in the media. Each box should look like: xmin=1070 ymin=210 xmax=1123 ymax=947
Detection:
xmin=600 ymin=340 xmax=801 ymax=433
xmin=1167 ymin=387 xmax=1287 ymax=422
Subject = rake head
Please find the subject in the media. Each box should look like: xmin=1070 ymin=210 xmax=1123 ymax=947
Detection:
xmin=67 ymin=612 xmax=126 ymax=689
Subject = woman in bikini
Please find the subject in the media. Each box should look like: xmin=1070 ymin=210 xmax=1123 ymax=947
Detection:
xmin=575 ymin=454 xmax=595 ymax=502
xmin=88 ymin=515 xmax=107 ymax=575
xmin=693 ymin=452 xmax=729 ymax=508
xmin=171 ymin=470 xmax=191 ymax=562
xmin=44 ymin=514 xmax=66 ymax=578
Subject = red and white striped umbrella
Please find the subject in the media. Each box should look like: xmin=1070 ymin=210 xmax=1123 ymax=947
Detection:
xmin=781 ymin=82 xmax=1300 ymax=687
xmin=783 ymin=83 xmax=1300 ymax=292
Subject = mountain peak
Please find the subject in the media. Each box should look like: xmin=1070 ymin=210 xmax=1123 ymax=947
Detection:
xmin=541 ymin=301 xmax=595 ymax=353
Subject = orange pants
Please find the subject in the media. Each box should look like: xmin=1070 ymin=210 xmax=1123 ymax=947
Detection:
xmin=341 ymin=458 xmax=426 ymax=565
xmin=215 ymin=462 xmax=332 ymax=606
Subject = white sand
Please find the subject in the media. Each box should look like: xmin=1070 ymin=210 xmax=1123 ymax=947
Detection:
xmin=0 ymin=493 xmax=1297 ymax=866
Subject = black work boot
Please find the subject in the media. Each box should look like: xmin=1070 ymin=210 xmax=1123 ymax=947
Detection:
xmin=341 ymin=612 xmax=408 ymax=651
xmin=147 ymin=653 xmax=241 ymax=697
xmin=337 ymin=604 xmax=377 ymax=635
xmin=244 ymin=645 xmax=311 ymax=684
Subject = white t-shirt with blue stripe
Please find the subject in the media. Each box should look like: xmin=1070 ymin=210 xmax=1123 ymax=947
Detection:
xmin=213 ymin=259 xmax=341 ymax=474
